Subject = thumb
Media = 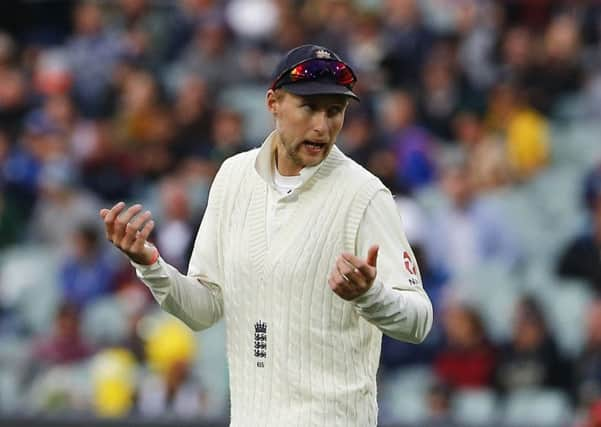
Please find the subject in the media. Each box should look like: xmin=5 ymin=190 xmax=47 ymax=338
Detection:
xmin=366 ymin=244 xmax=379 ymax=268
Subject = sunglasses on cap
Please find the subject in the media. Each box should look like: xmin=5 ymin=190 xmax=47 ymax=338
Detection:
xmin=271 ymin=59 xmax=357 ymax=90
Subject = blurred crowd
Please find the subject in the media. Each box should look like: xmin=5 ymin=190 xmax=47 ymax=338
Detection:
xmin=1 ymin=0 xmax=601 ymax=425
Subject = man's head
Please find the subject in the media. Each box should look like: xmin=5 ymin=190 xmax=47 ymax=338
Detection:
xmin=266 ymin=45 xmax=358 ymax=173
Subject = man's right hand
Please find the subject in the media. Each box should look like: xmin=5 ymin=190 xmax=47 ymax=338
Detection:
xmin=100 ymin=201 xmax=157 ymax=265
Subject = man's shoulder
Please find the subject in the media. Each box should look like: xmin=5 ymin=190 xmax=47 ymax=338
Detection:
xmin=212 ymin=148 xmax=260 ymax=190
xmin=215 ymin=147 xmax=260 ymax=179
xmin=334 ymin=148 xmax=384 ymax=188
xmin=221 ymin=147 xmax=260 ymax=168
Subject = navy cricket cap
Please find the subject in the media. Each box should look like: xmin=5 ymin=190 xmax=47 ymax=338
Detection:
xmin=270 ymin=44 xmax=360 ymax=101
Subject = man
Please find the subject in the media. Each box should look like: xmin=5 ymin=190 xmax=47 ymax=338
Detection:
xmin=557 ymin=163 xmax=601 ymax=292
xmin=100 ymin=45 xmax=432 ymax=426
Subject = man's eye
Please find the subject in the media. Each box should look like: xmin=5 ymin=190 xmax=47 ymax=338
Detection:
xmin=302 ymin=104 xmax=315 ymax=111
xmin=328 ymin=107 xmax=342 ymax=116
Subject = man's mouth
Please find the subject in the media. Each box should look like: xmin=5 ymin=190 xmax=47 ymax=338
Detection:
xmin=302 ymin=140 xmax=327 ymax=152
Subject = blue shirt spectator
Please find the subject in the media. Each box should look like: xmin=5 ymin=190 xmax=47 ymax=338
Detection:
xmin=64 ymin=2 xmax=125 ymax=117
xmin=425 ymin=157 xmax=521 ymax=276
xmin=59 ymin=224 xmax=117 ymax=308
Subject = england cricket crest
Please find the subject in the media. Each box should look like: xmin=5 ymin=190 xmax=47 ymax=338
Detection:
xmin=315 ymin=49 xmax=331 ymax=59
xmin=254 ymin=320 xmax=267 ymax=367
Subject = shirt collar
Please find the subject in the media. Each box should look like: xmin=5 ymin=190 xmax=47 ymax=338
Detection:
xmin=254 ymin=130 xmax=323 ymax=189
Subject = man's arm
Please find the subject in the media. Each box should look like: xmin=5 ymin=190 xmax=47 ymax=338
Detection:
xmin=330 ymin=190 xmax=433 ymax=343
xmin=131 ymin=254 xmax=223 ymax=331
xmin=100 ymin=164 xmax=229 ymax=331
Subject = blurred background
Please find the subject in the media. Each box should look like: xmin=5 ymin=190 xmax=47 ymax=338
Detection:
xmin=0 ymin=0 xmax=600 ymax=426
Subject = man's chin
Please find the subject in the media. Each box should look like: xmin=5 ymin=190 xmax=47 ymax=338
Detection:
xmin=300 ymin=145 xmax=331 ymax=165
xmin=302 ymin=154 xmax=326 ymax=168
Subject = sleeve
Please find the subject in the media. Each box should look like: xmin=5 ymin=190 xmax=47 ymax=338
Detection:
xmin=351 ymin=190 xmax=433 ymax=344
xmin=131 ymin=161 xmax=230 ymax=331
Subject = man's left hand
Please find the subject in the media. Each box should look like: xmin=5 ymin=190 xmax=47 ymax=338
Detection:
xmin=328 ymin=245 xmax=379 ymax=301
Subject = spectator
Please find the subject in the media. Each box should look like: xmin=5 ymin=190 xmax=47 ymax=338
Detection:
xmin=538 ymin=15 xmax=584 ymax=112
xmin=0 ymin=131 xmax=23 ymax=247
xmin=91 ymin=347 xmax=138 ymax=417
xmin=457 ymin=1 xmax=500 ymax=91
xmin=434 ymin=302 xmax=496 ymax=389
xmin=424 ymin=153 xmax=521 ymax=277
xmin=425 ymin=381 xmax=456 ymax=427
xmin=64 ymin=1 xmax=124 ymax=117
xmin=574 ymin=299 xmax=601 ymax=408
xmin=0 ymin=67 xmax=29 ymax=139
xmin=137 ymin=316 xmax=207 ymax=418
xmin=380 ymin=0 xmax=433 ymax=87
xmin=162 ymin=0 xmax=223 ymax=63
xmin=336 ymin=110 xmax=378 ymax=168
xmin=577 ymin=399 xmax=601 ymax=427
xmin=380 ymin=90 xmax=438 ymax=192
xmin=137 ymin=359 xmax=207 ymax=418
xmin=166 ymin=21 xmax=241 ymax=91
xmin=155 ymin=177 xmax=195 ymax=271
xmin=417 ymin=45 xmax=468 ymax=142
xmin=59 ymin=223 xmax=118 ymax=308
xmin=485 ymin=82 xmax=549 ymax=181
xmin=28 ymin=160 xmax=101 ymax=252
xmin=558 ymin=165 xmax=601 ymax=292
xmin=206 ymin=108 xmax=247 ymax=165
xmin=169 ymin=74 xmax=214 ymax=163
xmin=495 ymin=296 xmax=570 ymax=394
xmin=32 ymin=302 xmax=94 ymax=365
xmin=105 ymin=0 xmax=170 ymax=68
xmin=452 ymin=110 xmax=511 ymax=191
xmin=496 ymin=26 xmax=539 ymax=101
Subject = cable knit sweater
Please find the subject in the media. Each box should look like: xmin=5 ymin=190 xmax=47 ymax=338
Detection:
xmin=133 ymin=131 xmax=433 ymax=426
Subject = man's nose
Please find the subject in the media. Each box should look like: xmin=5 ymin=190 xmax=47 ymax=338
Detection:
xmin=312 ymin=111 xmax=329 ymax=135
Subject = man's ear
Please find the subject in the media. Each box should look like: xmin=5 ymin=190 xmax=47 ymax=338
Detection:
xmin=265 ymin=89 xmax=278 ymax=115
xmin=266 ymin=89 xmax=279 ymax=116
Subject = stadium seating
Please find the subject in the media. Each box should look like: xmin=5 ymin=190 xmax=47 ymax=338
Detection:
xmin=378 ymin=366 xmax=434 ymax=424
xmin=452 ymin=388 xmax=499 ymax=426
xmin=501 ymin=388 xmax=573 ymax=426
xmin=82 ymin=295 xmax=129 ymax=346
xmin=0 ymin=245 xmax=60 ymax=335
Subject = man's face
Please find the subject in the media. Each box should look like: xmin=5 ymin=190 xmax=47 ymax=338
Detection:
xmin=267 ymin=90 xmax=348 ymax=171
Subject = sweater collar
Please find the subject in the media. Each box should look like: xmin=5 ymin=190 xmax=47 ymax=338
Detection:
xmin=254 ymin=130 xmax=345 ymax=190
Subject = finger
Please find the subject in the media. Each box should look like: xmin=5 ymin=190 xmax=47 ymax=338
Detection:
xmin=336 ymin=258 xmax=354 ymax=282
xmin=331 ymin=264 xmax=351 ymax=291
xmin=342 ymin=252 xmax=375 ymax=280
xmin=121 ymin=210 xmax=152 ymax=249
xmin=366 ymin=245 xmax=379 ymax=268
xmin=329 ymin=272 xmax=352 ymax=298
xmin=103 ymin=201 xmax=125 ymax=225
xmin=339 ymin=257 xmax=370 ymax=292
xmin=99 ymin=208 xmax=109 ymax=219
xmin=341 ymin=257 xmax=363 ymax=277
xmin=103 ymin=202 xmax=126 ymax=239
xmin=130 ymin=220 xmax=155 ymax=253
xmin=113 ymin=204 xmax=143 ymax=242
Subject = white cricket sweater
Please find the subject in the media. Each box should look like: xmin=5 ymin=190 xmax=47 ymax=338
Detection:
xmin=133 ymin=131 xmax=433 ymax=426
